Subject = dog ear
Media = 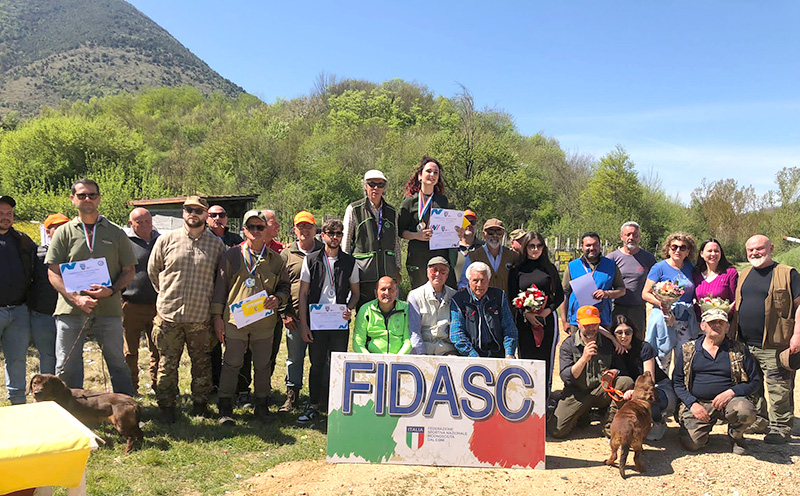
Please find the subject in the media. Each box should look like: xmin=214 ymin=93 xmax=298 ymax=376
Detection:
xmin=28 ymin=374 xmax=41 ymax=396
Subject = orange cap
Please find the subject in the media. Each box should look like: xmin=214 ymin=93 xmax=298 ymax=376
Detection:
xmin=293 ymin=211 xmax=316 ymax=226
xmin=576 ymin=305 xmax=601 ymax=325
xmin=44 ymin=213 xmax=70 ymax=229
xmin=464 ymin=209 xmax=478 ymax=221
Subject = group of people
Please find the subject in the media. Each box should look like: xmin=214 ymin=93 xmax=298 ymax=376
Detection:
xmin=1 ymin=155 xmax=798 ymax=455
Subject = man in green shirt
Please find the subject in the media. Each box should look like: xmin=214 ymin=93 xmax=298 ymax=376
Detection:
xmin=46 ymin=179 xmax=136 ymax=395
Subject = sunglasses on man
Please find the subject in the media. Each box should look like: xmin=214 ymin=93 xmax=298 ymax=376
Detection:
xmin=324 ymin=231 xmax=344 ymax=238
xmin=208 ymin=212 xmax=227 ymax=219
xmin=75 ymin=193 xmax=99 ymax=200
xmin=245 ymin=224 xmax=266 ymax=231
xmin=366 ymin=181 xmax=386 ymax=189
xmin=183 ymin=206 xmax=206 ymax=215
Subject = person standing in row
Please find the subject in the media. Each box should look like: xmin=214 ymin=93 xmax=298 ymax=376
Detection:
xmin=212 ymin=210 xmax=290 ymax=425
xmin=297 ymin=218 xmax=359 ymax=424
xmin=607 ymin=221 xmax=655 ymax=336
xmin=278 ymin=211 xmax=323 ymax=412
xmin=398 ymin=156 xmax=457 ymax=289
xmin=46 ymin=180 xmax=136 ymax=396
xmin=342 ymin=170 xmax=401 ymax=309
xmin=148 ymin=196 xmax=225 ymax=422
xmin=458 ymin=218 xmax=515 ymax=293
xmin=453 ymin=209 xmax=482 ymax=283
xmin=122 ymin=207 xmax=160 ymax=395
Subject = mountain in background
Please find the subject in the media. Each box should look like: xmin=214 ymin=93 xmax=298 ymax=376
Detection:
xmin=0 ymin=0 xmax=244 ymax=117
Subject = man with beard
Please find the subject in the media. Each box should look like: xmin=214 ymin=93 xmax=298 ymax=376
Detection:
xmin=559 ymin=232 xmax=626 ymax=335
xmin=458 ymin=219 xmax=515 ymax=294
xmin=607 ymin=222 xmax=655 ymax=337
xmin=46 ymin=180 xmax=136 ymax=396
xmin=148 ymin=196 xmax=225 ymax=422
xmin=548 ymin=305 xmax=633 ymax=439
xmin=509 ymin=228 xmax=526 ymax=255
xmin=735 ymin=234 xmax=800 ymax=444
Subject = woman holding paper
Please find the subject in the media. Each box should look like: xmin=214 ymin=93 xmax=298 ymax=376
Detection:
xmin=398 ymin=156 xmax=457 ymax=289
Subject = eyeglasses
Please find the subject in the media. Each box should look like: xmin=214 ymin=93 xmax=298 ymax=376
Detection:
xmin=208 ymin=212 xmax=227 ymax=218
xmin=614 ymin=330 xmax=634 ymax=336
xmin=183 ymin=206 xmax=205 ymax=215
xmin=245 ymin=224 xmax=266 ymax=231
xmin=670 ymin=244 xmax=688 ymax=252
xmin=366 ymin=181 xmax=386 ymax=189
xmin=485 ymin=229 xmax=504 ymax=236
xmin=324 ymin=231 xmax=344 ymax=238
xmin=527 ymin=243 xmax=543 ymax=250
xmin=428 ymin=266 xmax=449 ymax=274
xmin=75 ymin=193 xmax=99 ymax=200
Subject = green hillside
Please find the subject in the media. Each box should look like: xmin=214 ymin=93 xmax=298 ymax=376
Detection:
xmin=0 ymin=0 xmax=243 ymax=117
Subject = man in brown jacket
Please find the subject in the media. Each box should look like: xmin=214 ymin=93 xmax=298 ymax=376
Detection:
xmin=457 ymin=218 xmax=515 ymax=294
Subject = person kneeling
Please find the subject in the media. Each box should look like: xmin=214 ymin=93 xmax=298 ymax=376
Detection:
xmin=673 ymin=308 xmax=761 ymax=454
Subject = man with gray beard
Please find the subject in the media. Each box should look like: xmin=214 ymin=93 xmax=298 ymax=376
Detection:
xmin=735 ymin=234 xmax=800 ymax=444
xmin=457 ymin=219 xmax=515 ymax=294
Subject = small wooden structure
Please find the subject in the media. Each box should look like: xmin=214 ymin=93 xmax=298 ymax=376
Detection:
xmin=128 ymin=195 xmax=257 ymax=232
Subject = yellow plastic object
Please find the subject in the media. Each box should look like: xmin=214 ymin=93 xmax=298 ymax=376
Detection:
xmin=0 ymin=401 xmax=99 ymax=494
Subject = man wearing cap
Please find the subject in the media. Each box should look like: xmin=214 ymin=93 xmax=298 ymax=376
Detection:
xmin=549 ymin=305 xmax=633 ymax=439
xmin=121 ymin=207 xmax=160 ymax=395
xmin=735 ymin=234 xmax=800 ymax=443
xmin=278 ymin=211 xmax=323 ymax=411
xmin=607 ymin=221 xmax=656 ymax=336
xmin=673 ymin=308 xmax=761 ymax=454
xmin=454 ymin=209 xmax=483 ymax=284
xmin=342 ymin=169 xmax=401 ymax=309
xmin=450 ymin=262 xmax=517 ymax=358
xmin=212 ymin=210 xmax=290 ymax=425
xmin=353 ymin=276 xmax=411 ymax=355
xmin=148 ymin=195 xmax=226 ymax=422
xmin=559 ymin=232 xmax=626 ymax=335
xmin=408 ymin=256 xmax=457 ymax=355
xmin=0 ymin=194 xmax=36 ymax=404
xmin=509 ymin=229 xmax=526 ymax=255
xmin=296 ymin=218 xmax=359 ymax=424
xmin=458 ymin=219 xmax=516 ymax=294
xmin=46 ymin=179 xmax=136 ymax=396
xmin=29 ymin=213 xmax=70 ymax=376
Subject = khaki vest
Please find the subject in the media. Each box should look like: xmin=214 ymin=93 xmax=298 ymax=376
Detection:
xmin=409 ymin=282 xmax=456 ymax=355
xmin=468 ymin=246 xmax=515 ymax=296
xmin=735 ymin=263 xmax=795 ymax=349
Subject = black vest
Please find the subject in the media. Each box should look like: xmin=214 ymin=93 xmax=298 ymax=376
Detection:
xmin=451 ymin=287 xmax=506 ymax=358
xmin=349 ymin=198 xmax=398 ymax=282
xmin=307 ymin=249 xmax=356 ymax=306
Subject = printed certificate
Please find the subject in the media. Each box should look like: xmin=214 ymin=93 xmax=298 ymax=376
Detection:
xmin=59 ymin=258 xmax=112 ymax=293
xmin=230 ymin=290 xmax=273 ymax=329
xmin=310 ymin=303 xmax=349 ymax=330
xmin=428 ymin=209 xmax=465 ymax=250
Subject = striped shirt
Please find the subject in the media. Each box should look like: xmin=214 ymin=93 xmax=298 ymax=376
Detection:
xmin=148 ymin=226 xmax=225 ymax=323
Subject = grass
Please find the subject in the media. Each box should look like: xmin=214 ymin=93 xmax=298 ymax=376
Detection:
xmin=0 ymin=332 xmax=327 ymax=495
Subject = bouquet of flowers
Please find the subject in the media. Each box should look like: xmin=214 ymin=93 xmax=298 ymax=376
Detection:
xmin=513 ymin=284 xmax=548 ymax=313
xmin=651 ymin=280 xmax=685 ymax=308
xmin=697 ymin=296 xmax=733 ymax=314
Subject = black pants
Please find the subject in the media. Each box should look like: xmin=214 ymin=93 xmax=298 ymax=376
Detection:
xmin=308 ymin=329 xmax=349 ymax=407
xmin=517 ymin=314 xmax=557 ymax=396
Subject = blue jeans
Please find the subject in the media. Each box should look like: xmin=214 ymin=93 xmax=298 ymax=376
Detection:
xmin=55 ymin=314 xmax=134 ymax=395
xmin=284 ymin=327 xmax=308 ymax=388
xmin=0 ymin=304 xmax=31 ymax=404
xmin=30 ymin=310 xmax=57 ymax=375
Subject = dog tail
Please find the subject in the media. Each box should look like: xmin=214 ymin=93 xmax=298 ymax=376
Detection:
xmin=618 ymin=443 xmax=630 ymax=478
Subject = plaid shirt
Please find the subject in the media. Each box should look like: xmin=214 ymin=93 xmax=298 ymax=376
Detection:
xmin=148 ymin=226 xmax=225 ymax=323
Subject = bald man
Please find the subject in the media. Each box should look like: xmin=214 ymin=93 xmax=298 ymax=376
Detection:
xmin=122 ymin=207 xmax=160 ymax=395
xmin=735 ymin=234 xmax=800 ymax=444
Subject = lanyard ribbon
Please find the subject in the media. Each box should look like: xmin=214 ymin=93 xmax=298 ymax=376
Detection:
xmin=376 ymin=207 xmax=384 ymax=239
xmin=418 ymin=193 xmax=434 ymax=223
xmin=241 ymin=243 xmax=266 ymax=278
xmin=324 ymin=255 xmax=336 ymax=293
xmin=82 ymin=222 xmax=97 ymax=254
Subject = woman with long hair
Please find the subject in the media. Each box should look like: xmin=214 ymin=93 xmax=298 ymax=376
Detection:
xmin=508 ymin=232 xmax=564 ymax=395
xmin=693 ymin=239 xmax=738 ymax=330
xmin=398 ymin=156 xmax=456 ymax=289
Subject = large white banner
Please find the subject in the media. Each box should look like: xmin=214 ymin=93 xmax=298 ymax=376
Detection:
xmin=326 ymin=353 xmax=546 ymax=469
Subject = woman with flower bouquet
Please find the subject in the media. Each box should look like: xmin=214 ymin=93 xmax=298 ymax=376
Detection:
xmin=692 ymin=238 xmax=738 ymax=336
xmin=642 ymin=232 xmax=700 ymax=372
xmin=508 ymin=232 xmax=564 ymax=394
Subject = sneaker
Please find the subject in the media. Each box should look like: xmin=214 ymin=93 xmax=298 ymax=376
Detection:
xmin=730 ymin=437 xmax=749 ymax=455
xmin=647 ymin=421 xmax=667 ymax=441
xmin=744 ymin=417 xmax=769 ymax=435
xmin=297 ymin=406 xmax=319 ymax=425
xmin=764 ymin=431 xmax=789 ymax=445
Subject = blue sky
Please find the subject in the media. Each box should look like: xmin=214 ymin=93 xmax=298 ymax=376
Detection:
xmin=127 ymin=0 xmax=799 ymax=203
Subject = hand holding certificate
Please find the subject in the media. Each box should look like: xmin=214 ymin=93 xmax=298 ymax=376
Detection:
xmin=309 ymin=304 xmax=350 ymax=330
xmin=59 ymin=257 xmax=112 ymax=293
xmin=428 ymin=208 xmax=466 ymax=250
xmin=230 ymin=290 xmax=274 ymax=329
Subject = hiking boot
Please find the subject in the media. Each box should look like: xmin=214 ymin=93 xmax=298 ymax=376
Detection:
xmin=159 ymin=406 xmax=176 ymax=424
xmin=764 ymin=431 xmax=789 ymax=445
xmin=254 ymin=397 xmax=272 ymax=423
xmin=237 ymin=391 xmax=253 ymax=409
xmin=279 ymin=386 xmax=300 ymax=412
xmin=297 ymin=405 xmax=319 ymax=426
xmin=647 ymin=420 xmax=668 ymax=441
xmin=218 ymin=397 xmax=235 ymax=426
xmin=744 ymin=416 xmax=769 ymax=435
xmin=190 ymin=402 xmax=210 ymax=418
xmin=730 ymin=436 xmax=749 ymax=455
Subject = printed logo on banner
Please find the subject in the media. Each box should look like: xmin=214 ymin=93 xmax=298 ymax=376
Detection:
xmin=406 ymin=426 xmax=425 ymax=450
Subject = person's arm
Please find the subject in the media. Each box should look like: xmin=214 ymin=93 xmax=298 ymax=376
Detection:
xmin=449 ymin=301 xmax=478 ymax=357
xmin=147 ymin=236 xmax=164 ymax=293
xmin=457 ymin=256 xmax=471 ymax=290
xmin=298 ymin=280 xmax=313 ymax=344
xmin=500 ymin=296 xmax=518 ymax=358
xmin=352 ymin=305 xmax=369 ymax=353
xmin=671 ymin=344 xmax=697 ymax=408
xmin=570 ymin=340 xmax=596 ymax=380
xmin=48 ymin=264 xmax=97 ymax=314
xmin=559 ymin=338 xmax=578 ymax=386
xmin=641 ymin=277 xmax=662 ymax=308
xmin=407 ymin=293 xmax=425 ymax=354
xmin=397 ymin=313 xmax=413 ymax=355
xmin=606 ymin=267 xmax=626 ymax=299
xmin=598 ymin=326 xmax=626 ymax=354
xmin=548 ymin=265 xmax=565 ymax=312
xmin=559 ymin=268 xmax=571 ymax=331
xmin=341 ymin=204 xmax=355 ymax=255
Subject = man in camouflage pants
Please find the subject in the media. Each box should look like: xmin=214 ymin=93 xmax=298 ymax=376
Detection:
xmin=148 ymin=196 xmax=225 ymax=423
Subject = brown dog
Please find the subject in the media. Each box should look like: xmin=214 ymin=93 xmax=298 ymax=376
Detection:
xmin=29 ymin=374 xmax=143 ymax=453
xmin=604 ymin=371 xmax=656 ymax=478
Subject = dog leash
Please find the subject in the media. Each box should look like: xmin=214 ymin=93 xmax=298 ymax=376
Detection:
xmin=600 ymin=369 xmax=626 ymax=402
xmin=62 ymin=314 xmax=111 ymax=393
